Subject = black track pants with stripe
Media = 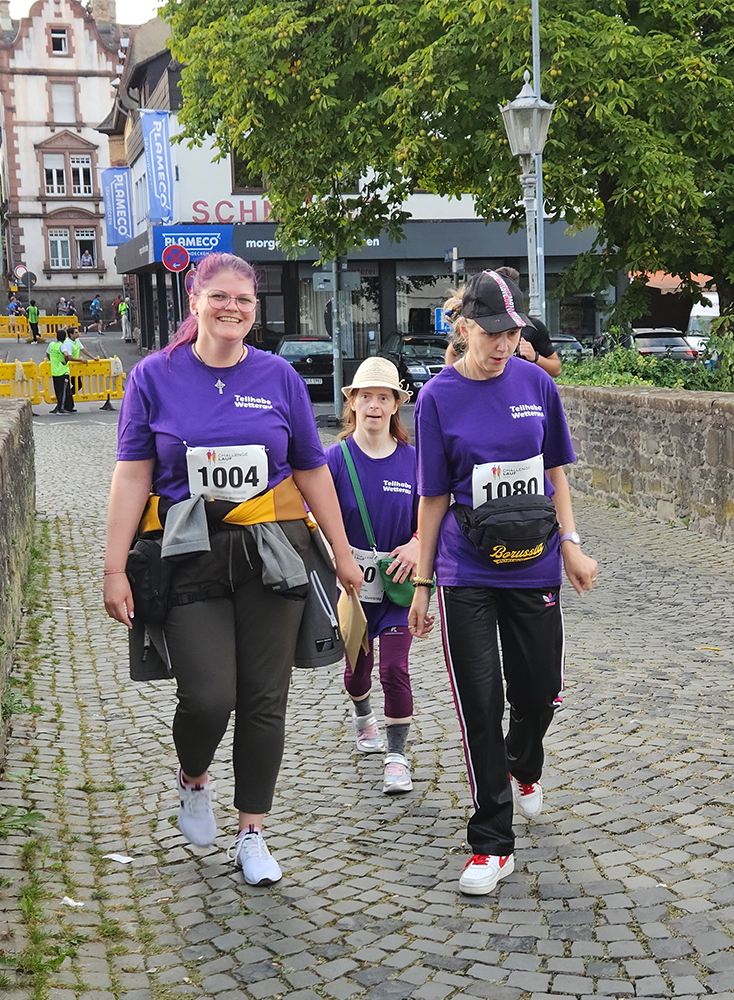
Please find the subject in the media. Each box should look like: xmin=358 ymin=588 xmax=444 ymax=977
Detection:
xmin=438 ymin=585 xmax=564 ymax=856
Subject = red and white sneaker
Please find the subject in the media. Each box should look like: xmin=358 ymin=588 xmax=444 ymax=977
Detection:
xmin=459 ymin=853 xmax=514 ymax=895
xmin=510 ymin=775 xmax=543 ymax=820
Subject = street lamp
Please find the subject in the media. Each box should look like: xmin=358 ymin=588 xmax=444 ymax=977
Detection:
xmin=500 ymin=69 xmax=554 ymax=317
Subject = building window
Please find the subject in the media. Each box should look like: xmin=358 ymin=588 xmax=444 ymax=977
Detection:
xmin=231 ymin=152 xmax=265 ymax=192
xmin=51 ymin=83 xmax=76 ymax=123
xmin=43 ymin=153 xmax=66 ymax=195
xmin=75 ymin=229 xmax=97 ymax=267
xmin=51 ymin=28 xmax=68 ymax=54
xmin=135 ymin=173 xmax=148 ymax=225
xmin=71 ymin=155 xmax=92 ymax=195
xmin=49 ymin=228 xmax=71 ymax=268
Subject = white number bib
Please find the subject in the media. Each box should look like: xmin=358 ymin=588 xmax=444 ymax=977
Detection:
xmin=352 ymin=546 xmax=390 ymax=604
xmin=186 ymin=445 xmax=268 ymax=502
xmin=472 ymin=454 xmax=545 ymax=509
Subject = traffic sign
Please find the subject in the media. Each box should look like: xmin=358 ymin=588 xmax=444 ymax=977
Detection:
xmin=162 ymin=244 xmax=190 ymax=272
xmin=21 ymin=271 xmax=37 ymax=288
xmin=14 ymin=263 xmax=27 ymax=280
xmin=444 ymin=249 xmax=454 ymax=264
xmin=185 ymin=269 xmax=197 ymax=293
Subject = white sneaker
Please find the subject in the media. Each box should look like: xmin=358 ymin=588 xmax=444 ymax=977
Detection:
xmin=228 ymin=826 xmax=282 ymax=886
xmin=510 ymin=774 xmax=543 ymax=819
xmin=177 ymin=769 xmax=217 ymax=846
xmin=352 ymin=710 xmax=385 ymax=753
xmin=382 ymin=753 xmax=413 ymax=794
xmin=459 ymin=853 xmax=514 ymax=895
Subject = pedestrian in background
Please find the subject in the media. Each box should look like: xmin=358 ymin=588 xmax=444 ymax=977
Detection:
xmin=47 ymin=329 xmax=72 ymax=414
xmin=103 ymin=251 xmax=362 ymax=887
xmin=119 ymin=297 xmax=131 ymax=341
xmin=89 ymin=296 xmax=103 ymax=334
xmin=409 ymin=269 xmax=597 ymax=896
xmin=495 ymin=267 xmax=562 ymax=378
xmin=27 ymin=299 xmax=40 ymax=342
xmin=326 ymin=358 xmax=418 ymax=794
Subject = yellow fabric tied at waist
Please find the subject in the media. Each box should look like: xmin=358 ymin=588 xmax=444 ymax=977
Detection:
xmin=138 ymin=474 xmax=308 ymax=535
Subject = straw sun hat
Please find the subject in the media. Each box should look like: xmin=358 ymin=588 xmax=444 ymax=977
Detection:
xmin=341 ymin=356 xmax=411 ymax=405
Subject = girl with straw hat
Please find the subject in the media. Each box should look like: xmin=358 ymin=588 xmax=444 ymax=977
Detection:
xmin=326 ymin=357 xmax=418 ymax=794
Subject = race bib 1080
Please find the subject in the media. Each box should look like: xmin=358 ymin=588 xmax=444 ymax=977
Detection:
xmin=472 ymin=454 xmax=545 ymax=509
xmin=186 ymin=445 xmax=268 ymax=502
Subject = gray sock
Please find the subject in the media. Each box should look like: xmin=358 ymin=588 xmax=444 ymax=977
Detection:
xmin=386 ymin=723 xmax=410 ymax=756
xmin=353 ymin=695 xmax=372 ymax=718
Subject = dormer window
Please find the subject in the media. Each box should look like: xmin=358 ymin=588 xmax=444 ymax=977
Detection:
xmin=51 ymin=28 xmax=68 ymax=54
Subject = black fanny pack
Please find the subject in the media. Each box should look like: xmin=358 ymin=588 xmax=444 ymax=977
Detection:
xmin=453 ymin=494 xmax=560 ymax=568
xmin=126 ymin=538 xmax=173 ymax=625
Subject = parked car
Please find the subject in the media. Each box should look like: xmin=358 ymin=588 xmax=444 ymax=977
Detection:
xmin=550 ymin=334 xmax=585 ymax=359
xmin=624 ymin=328 xmax=699 ymax=363
xmin=379 ymin=333 xmax=447 ymax=396
xmin=276 ymin=337 xmax=334 ymax=399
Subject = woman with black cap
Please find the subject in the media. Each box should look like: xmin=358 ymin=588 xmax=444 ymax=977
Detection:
xmin=408 ymin=269 xmax=598 ymax=896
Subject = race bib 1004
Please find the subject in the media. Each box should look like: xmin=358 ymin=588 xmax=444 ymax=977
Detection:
xmin=352 ymin=546 xmax=390 ymax=604
xmin=186 ymin=445 xmax=268 ymax=503
xmin=472 ymin=454 xmax=545 ymax=509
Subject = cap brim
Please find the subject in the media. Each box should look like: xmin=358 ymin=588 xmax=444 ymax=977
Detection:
xmin=342 ymin=380 xmax=412 ymax=405
xmin=473 ymin=312 xmax=535 ymax=334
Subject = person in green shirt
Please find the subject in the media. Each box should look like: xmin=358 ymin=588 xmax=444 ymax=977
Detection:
xmin=46 ymin=330 xmax=72 ymax=414
xmin=62 ymin=328 xmax=98 ymax=409
xmin=27 ymin=299 xmax=40 ymax=342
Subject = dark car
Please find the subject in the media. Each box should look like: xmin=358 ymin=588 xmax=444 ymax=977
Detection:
xmin=550 ymin=334 xmax=585 ymax=359
xmin=379 ymin=333 xmax=447 ymax=396
xmin=624 ymin=328 xmax=699 ymax=363
xmin=276 ymin=337 xmax=334 ymax=399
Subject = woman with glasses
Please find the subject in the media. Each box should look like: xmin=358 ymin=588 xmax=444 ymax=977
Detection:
xmin=103 ymin=252 xmax=362 ymax=886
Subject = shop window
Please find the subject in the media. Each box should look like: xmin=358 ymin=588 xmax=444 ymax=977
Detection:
xmin=134 ymin=174 xmax=148 ymax=225
xmin=75 ymin=229 xmax=97 ymax=267
xmin=71 ymin=155 xmax=92 ymax=195
xmin=43 ymin=153 xmax=66 ymax=195
xmin=51 ymin=28 xmax=68 ymax=54
xmin=395 ymin=263 xmax=455 ymax=333
xmin=49 ymin=228 xmax=71 ymax=268
xmin=51 ymin=83 xmax=76 ymax=123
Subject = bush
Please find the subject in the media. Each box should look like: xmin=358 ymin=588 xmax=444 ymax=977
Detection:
xmin=557 ymin=335 xmax=734 ymax=392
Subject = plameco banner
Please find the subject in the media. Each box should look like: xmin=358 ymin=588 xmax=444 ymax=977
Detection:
xmin=140 ymin=109 xmax=174 ymax=224
xmin=101 ymin=167 xmax=134 ymax=246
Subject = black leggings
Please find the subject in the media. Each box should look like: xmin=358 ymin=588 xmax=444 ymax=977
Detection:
xmin=438 ymin=585 xmax=564 ymax=855
xmin=163 ymin=524 xmax=308 ymax=814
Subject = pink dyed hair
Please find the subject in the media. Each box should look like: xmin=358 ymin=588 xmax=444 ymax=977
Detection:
xmin=165 ymin=252 xmax=259 ymax=354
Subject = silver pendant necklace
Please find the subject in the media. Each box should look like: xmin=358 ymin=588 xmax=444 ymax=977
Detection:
xmin=193 ymin=342 xmax=246 ymax=394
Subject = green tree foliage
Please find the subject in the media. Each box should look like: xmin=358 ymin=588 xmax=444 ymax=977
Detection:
xmin=164 ymin=0 xmax=734 ymax=312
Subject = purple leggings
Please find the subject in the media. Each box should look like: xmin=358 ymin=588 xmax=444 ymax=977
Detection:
xmin=344 ymin=625 xmax=413 ymax=719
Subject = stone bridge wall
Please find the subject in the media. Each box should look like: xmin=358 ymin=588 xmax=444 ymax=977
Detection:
xmin=0 ymin=400 xmax=35 ymax=763
xmin=559 ymin=385 xmax=734 ymax=542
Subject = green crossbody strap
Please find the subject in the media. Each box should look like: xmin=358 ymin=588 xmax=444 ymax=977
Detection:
xmin=340 ymin=439 xmax=378 ymax=551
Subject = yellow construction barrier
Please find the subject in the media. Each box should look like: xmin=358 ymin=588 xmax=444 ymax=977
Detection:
xmin=0 ymin=315 xmax=80 ymax=339
xmin=0 ymin=357 xmax=125 ymax=407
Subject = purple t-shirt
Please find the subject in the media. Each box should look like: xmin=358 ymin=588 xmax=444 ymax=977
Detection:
xmin=117 ymin=344 xmax=326 ymax=502
xmin=327 ymin=436 xmax=417 ymax=638
xmin=415 ymin=357 xmax=576 ymax=588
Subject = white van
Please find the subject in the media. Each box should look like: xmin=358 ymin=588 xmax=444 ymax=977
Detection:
xmin=686 ymin=292 xmax=719 ymax=355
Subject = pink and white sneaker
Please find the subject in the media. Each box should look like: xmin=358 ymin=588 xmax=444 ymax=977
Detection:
xmin=510 ymin=774 xmax=543 ymax=820
xmin=352 ymin=711 xmax=385 ymax=753
xmin=382 ymin=753 xmax=413 ymax=794
xmin=460 ymin=853 xmax=514 ymax=895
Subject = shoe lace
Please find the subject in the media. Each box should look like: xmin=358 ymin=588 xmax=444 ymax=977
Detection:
xmin=359 ymin=721 xmax=380 ymax=741
xmin=180 ymin=782 xmax=211 ymax=816
xmin=517 ymin=780 xmax=537 ymax=796
xmin=227 ymin=827 xmax=268 ymax=865
xmin=385 ymin=762 xmax=408 ymax=778
xmin=466 ymin=854 xmax=491 ymax=867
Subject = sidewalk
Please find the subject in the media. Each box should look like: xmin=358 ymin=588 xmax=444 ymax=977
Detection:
xmin=1 ymin=417 xmax=734 ymax=1000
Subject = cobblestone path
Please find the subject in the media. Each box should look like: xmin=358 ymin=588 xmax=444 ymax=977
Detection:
xmin=1 ymin=418 xmax=734 ymax=1000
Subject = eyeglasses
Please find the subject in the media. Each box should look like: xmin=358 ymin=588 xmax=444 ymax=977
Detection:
xmin=204 ymin=290 xmax=258 ymax=312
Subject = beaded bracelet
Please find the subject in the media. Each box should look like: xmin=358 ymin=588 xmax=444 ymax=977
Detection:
xmin=412 ymin=577 xmax=434 ymax=588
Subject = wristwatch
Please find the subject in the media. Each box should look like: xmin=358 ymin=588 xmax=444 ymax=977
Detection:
xmin=559 ymin=531 xmax=581 ymax=546
xmin=533 ymin=350 xmax=540 ymax=363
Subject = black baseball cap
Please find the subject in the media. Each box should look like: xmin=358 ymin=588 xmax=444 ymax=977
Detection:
xmin=462 ymin=270 xmax=535 ymax=333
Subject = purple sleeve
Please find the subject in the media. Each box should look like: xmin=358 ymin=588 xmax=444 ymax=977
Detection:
xmin=542 ymin=381 xmax=576 ymax=469
xmin=117 ymin=366 xmax=156 ymax=461
xmin=286 ymin=372 xmax=327 ymax=471
xmin=415 ymin=391 xmax=450 ymax=497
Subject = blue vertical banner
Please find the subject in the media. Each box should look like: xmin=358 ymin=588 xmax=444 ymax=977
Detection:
xmin=140 ymin=109 xmax=174 ymax=224
xmin=101 ymin=167 xmax=133 ymax=246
